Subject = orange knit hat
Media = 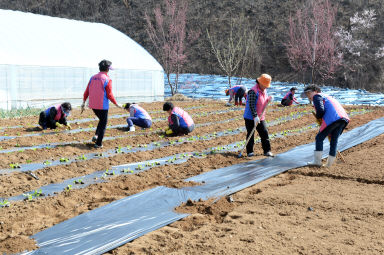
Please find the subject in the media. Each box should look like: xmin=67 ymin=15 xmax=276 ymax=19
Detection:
xmin=257 ymin=74 xmax=272 ymax=88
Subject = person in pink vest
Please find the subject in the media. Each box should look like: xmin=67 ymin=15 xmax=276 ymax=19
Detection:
xmin=123 ymin=103 xmax=152 ymax=132
xmin=304 ymin=84 xmax=350 ymax=167
xmin=163 ymin=102 xmax=194 ymax=136
xmin=243 ymin=74 xmax=274 ymax=157
xmin=225 ymin=85 xmax=247 ymax=106
xmin=281 ymin=87 xmax=299 ymax=106
xmin=82 ymin=60 xmax=121 ymax=148
xmin=38 ymin=102 xmax=72 ymax=130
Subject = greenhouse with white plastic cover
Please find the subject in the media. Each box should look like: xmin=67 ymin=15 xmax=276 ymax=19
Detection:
xmin=0 ymin=9 xmax=164 ymax=110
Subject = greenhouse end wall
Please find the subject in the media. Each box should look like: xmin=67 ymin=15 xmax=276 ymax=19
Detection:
xmin=0 ymin=64 xmax=164 ymax=110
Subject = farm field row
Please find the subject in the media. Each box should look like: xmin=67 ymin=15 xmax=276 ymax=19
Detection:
xmin=0 ymin=100 xmax=383 ymax=254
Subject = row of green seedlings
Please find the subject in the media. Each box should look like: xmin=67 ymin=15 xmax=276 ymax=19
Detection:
xmin=110 ymin=123 xmax=314 ymax=176
xmin=22 ymin=177 xmax=85 ymax=201
xmin=0 ymin=110 xmax=244 ymax=155
xmin=0 ymin=104 xmax=208 ymax=130
xmin=7 ymin=110 xmax=375 ymax=205
xmin=4 ymin=110 xmax=311 ymax=168
xmin=7 ymin=106 xmax=364 ymax=170
xmin=8 ymin=155 xmax=85 ymax=169
xmin=5 ymin=106 xmax=368 ymax=158
xmin=0 ymin=107 xmax=44 ymax=119
xmin=3 ymin=122 xmax=324 ymax=206
xmin=0 ymin=106 xmax=367 ymax=140
xmin=0 ymin=106 xmax=237 ymax=136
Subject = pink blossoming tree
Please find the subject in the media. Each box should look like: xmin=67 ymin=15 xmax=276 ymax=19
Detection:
xmin=145 ymin=0 xmax=198 ymax=96
xmin=286 ymin=0 xmax=342 ymax=84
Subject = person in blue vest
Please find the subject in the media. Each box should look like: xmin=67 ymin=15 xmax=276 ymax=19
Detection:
xmin=243 ymin=74 xmax=274 ymax=157
xmin=304 ymin=84 xmax=350 ymax=167
xmin=163 ymin=102 xmax=194 ymax=136
xmin=123 ymin=103 xmax=152 ymax=132
xmin=281 ymin=87 xmax=299 ymax=106
xmin=225 ymin=85 xmax=247 ymax=106
xmin=38 ymin=102 xmax=72 ymax=130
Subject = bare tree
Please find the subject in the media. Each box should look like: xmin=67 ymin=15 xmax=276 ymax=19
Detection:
xmin=145 ymin=0 xmax=198 ymax=96
xmin=286 ymin=0 xmax=341 ymax=84
xmin=207 ymin=15 xmax=258 ymax=88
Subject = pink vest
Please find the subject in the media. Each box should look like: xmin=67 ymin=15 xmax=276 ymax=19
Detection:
xmin=245 ymin=84 xmax=268 ymax=120
xmin=88 ymin=72 xmax=110 ymax=110
xmin=133 ymin=105 xmax=152 ymax=120
xmin=319 ymin=93 xmax=350 ymax=132
xmin=53 ymin=104 xmax=62 ymax=120
xmin=168 ymin=107 xmax=194 ymax=128
xmin=282 ymin=92 xmax=294 ymax=106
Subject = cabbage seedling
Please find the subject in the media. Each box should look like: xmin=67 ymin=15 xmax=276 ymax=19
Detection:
xmin=0 ymin=200 xmax=10 ymax=208
xmin=74 ymin=179 xmax=84 ymax=184
xmin=60 ymin=157 xmax=69 ymax=162
xmin=121 ymin=168 xmax=133 ymax=173
xmin=32 ymin=189 xmax=43 ymax=198
xmin=78 ymin=155 xmax=87 ymax=160
xmin=9 ymin=163 xmax=20 ymax=169
xmin=64 ymin=184 xmax=72 ymax=191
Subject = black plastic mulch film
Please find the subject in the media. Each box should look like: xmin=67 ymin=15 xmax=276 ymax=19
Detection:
xmin=21 ymin=117 xmax=384 ymax=255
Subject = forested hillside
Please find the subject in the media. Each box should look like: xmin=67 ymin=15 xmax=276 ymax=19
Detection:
xmin=1 ymin=0 xmax=383 ymax=91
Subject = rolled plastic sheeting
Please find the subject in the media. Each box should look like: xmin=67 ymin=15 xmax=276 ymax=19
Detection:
xmin=22 ymin=117 xmax=384 ymax=255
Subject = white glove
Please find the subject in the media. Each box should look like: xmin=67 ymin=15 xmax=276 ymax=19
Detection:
xmin=254 ymin=116 xmax=260 ymax=126
xmin=268 ymin=95 xmax=274 ymax=102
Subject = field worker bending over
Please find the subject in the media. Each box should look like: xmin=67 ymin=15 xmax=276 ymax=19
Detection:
xmin=243 ymin=74 xmax=274 ymax=157
xmin=225 ymin=85 xmax=247 ymax=106
xmin=82 ymin=60 xmax=121 ymax=148
xmin=281 ymin=87 xmax=299 ymax=106
xmin=163 ymin=102 xmax=194 ymax=136
xmin=304 ymin=85 xmax=349 ymax=167
xmin=39 ymin=102 xmax=72 ymax=130
xmin=123 ymin=103 xmax=152 ymax=132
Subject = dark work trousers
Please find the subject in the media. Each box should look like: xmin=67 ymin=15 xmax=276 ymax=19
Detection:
xmin=281 ymin=98 xmax=292 ymax=106
xmin=172 ymin=124 xmax=195 ymax=136
xmin=93 ymin=109 xmax=108 ymax=146
xmin=127 ymin=117 xmax=152 ymax=128
xmin=235 ymin=87 xmax=246 ymax=104
xmin=315 ymin=119 xmax=348 ymax=157
xmin=244 ymin=118 xmax=271 ymax=154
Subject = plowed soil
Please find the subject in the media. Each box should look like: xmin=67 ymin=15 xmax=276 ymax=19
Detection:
xmin=0 ymin=99 xmax=383 ymax=254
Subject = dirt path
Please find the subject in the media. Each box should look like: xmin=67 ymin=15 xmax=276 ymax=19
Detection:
xmin=116 ymin=135 xmax=384 ymax=255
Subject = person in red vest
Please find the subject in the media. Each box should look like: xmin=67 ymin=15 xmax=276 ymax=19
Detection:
xmin=39 ymin=102 xmax=72 ymax=130
xmin=225 ymin=85 xmax=247 ymax=106
xmin=304 ymin=84 xmax=350 ymax=167
xmin=82 ymin=60 xmax=121 ymax=148
xmin=281 ymin=87 xmax=299 ymax=106
xmin=163 ymin=102 xmax=194 ymax=136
